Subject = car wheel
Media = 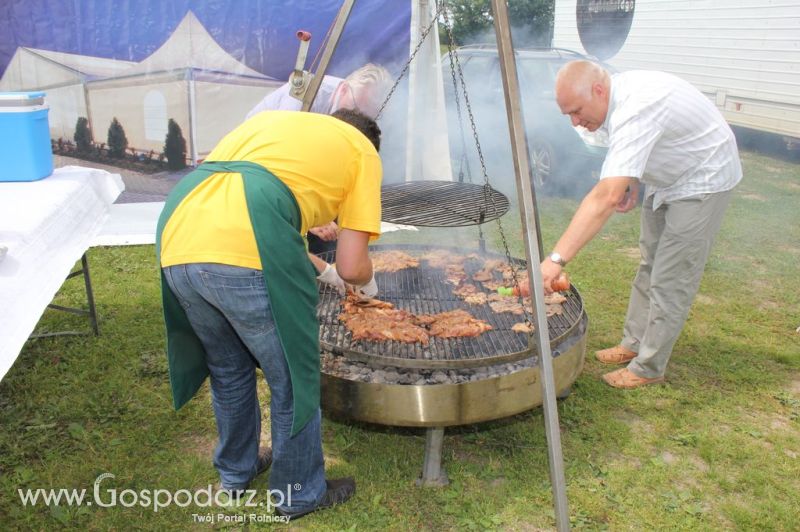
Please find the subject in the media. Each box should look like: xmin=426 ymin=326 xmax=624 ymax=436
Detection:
xmin=529 ymin=136 xmax=556 ymax=189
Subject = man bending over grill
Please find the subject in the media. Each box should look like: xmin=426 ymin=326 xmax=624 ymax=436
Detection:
xmin=246 ymin=63 xmax=392 ymax=258
xmin=521 ymin=60 xmax=741 ymax=389
xmin=156 ymin=109 xmax=381 ymax=519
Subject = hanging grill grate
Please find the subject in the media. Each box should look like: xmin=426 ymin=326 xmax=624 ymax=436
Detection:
xmin=381 ymin=181 xmax=510 ymax=227
xmin=317 ymin=244 xmax=584 ymax=369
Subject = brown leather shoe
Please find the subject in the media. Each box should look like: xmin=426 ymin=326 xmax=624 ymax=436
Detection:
xmin=602 ymin=368 xmax=664 ymax=389
xmin=595 ymin=345 xmax=637 ymax=365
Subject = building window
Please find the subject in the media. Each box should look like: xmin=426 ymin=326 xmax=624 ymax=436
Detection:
xmin=576 ymin=0 xmax=635 ymax=61
xmin=143 ymin=90 xmax=167 ymax=141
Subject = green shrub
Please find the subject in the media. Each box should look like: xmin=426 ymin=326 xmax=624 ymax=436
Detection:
xmin=73 ymin=117 xmax=92 ymax=152
xmin=107 ymin=118 xmax=128 ymax=158
xmin=164 ymin=119 xmax=187 ymax=170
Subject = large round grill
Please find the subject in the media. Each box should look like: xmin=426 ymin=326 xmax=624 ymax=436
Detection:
xmin=380 ymin=181 xmax=510 ymax=227
xmin=317 ymin=244 xmax=584 ymax=369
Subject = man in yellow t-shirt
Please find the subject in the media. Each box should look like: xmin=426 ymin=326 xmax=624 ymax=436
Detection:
xmin=157 ymin=109 xmax=381 ymax=519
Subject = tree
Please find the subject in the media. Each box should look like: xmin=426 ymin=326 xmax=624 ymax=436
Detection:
xmin=107 ymin=118 xmax=128 ymax=158
xmin=73 ymin=117 xmax=93 ymax=152
xmin=440 ymin=0 xmax=554 ymax=48
xmin=163 ymin=119 xmax=187 ymax=170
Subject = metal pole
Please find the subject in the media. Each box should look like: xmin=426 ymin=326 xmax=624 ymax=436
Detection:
xmin=301 ymin=0 xmax=356 ymax=112
xmin=81 ymin=253 xmax=99 ymax=336
xmin=187 ymin=71 xmax=198 ymax=166
xmin=417 ymin=426 xmax=449 ymax=487
xmin=489 ymin=1 xmax=570 ymax=530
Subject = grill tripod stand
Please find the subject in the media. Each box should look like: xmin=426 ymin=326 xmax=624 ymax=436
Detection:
xmin=293 ymin=1 xmax=571 ymax=528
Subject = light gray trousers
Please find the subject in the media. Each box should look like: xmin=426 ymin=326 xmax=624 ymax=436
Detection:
xmin=622 ymin=190 xmax=733 ymax=378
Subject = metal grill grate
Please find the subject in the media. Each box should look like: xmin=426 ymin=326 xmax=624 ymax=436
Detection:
xmin=317 ymin=245 xmax=585 ymax=369
xmin=380 ymin=181 xmax=510 ymax=227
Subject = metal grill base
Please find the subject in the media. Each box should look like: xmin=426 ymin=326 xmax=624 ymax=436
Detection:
xmin=320 ymin=313 xmax=587 ymax=427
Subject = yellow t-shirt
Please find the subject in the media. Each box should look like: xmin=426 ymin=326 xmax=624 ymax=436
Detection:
xmin=160 ymin=111 xmax=382 ymax=269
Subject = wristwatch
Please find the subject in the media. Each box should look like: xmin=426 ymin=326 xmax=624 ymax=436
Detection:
xmin=548 ymin=252 xmax=567 ymax=267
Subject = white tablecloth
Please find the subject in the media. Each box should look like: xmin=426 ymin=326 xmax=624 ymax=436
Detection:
xmin=89 ymin=201 xmax=418 ymax=248
xmin=0 ymin=166 xmax=124 ymax=381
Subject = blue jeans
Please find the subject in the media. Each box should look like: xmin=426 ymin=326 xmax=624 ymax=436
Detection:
xmin=163 ymin=263 xmax=326 ymax=512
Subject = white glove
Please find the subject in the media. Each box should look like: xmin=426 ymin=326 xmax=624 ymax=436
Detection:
xmin=317 ymin=263 xmax=346 ymax=295
xmin=355 ymin=274 xmax=378 ymax=300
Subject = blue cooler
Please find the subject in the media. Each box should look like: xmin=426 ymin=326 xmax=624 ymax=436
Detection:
xmin=0 ymin=91 xmax=54 ymax=182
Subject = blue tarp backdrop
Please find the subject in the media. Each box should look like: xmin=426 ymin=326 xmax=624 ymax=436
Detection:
xmin=0 ymin=0 xmax=412 ymax=167
xmin=0 ymin=1 xmax=410 ymax=80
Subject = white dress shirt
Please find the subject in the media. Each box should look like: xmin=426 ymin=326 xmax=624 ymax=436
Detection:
xmin=599 ymin=70 xmax=742 ymax=208
xmin=245 ymin=75 xmax=343 ymax=120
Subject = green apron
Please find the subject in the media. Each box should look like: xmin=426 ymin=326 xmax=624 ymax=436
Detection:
xmin=156 ymin=161 xmax=320 ymax=436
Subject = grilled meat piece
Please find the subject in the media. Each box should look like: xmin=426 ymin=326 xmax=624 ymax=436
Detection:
xmin=512 ymin=322 xmax=535 ymax=333
xmin=370 ymin=250 xmax=420 ymax=273
xmin=417 ymin=309 xmax=493 ymax=338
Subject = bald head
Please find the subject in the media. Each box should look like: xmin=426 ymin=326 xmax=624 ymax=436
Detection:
xmin=554 ymin=60 xmax=611 ymax=131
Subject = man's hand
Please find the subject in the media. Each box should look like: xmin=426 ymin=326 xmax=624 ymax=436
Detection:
xmin=540 ymin=259 xmax=563 ymax=295
xmin=354 ymin=274 xmax=378 ymax=300
xmin=615 ymin=180 xmax=639 ymax=213
xmin=309 ymin=221 xmax=339 ymax=242
xmin=316 ymin=263 xmax=346 ymax=295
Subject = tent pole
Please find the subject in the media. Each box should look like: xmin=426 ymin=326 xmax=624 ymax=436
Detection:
xmin=489 ymin=1 xmax=570 ymax=530
xmin=187 ymin=70 xmax=199 ymax=166
xmin=300 ymin=0 xmax=356 ymax=112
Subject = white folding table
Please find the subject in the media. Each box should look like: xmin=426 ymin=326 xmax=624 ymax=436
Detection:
xmin=0 ymin=166 xmax=124 ymax=381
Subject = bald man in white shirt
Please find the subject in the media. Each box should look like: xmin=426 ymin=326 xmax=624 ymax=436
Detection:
xmin=529 ymin=60 xmax=741 ymax=389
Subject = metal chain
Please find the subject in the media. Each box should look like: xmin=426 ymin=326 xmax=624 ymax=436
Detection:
xmin=442 ymin=4 xmax=484 ymax=241
xmin=444 ymin=23 xmax=471 ymax=184
xmin=441 ymin=4 xmax=532 ymax=325
xmin=375 ymin=1 xmax=447 ymax=120
xmin=376 ymin=0 xmax=532 ymax=326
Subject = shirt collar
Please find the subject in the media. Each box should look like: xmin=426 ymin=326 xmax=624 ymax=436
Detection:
xmin=601 ymin=73 xmax=617 ymax=132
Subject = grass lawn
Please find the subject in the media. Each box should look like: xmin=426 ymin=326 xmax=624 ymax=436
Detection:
xmin=1 ymin=149 xmax=798 ymax=530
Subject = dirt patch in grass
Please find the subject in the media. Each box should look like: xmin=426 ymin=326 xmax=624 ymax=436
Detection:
xmin=654 ymin=398 xmax=675 ymax=409
xmin=778 ymin=244 xmax=800 ymax=255
xmin=694 ymin=294 xmax=716 ymax=305
xmin=615 ymin=247 xmax=640 ymax=260
xmin=769 ymin=415 xmax=791 ymax=431
xmin=777 ymin=181 xmax=800 ymax=192
xmin=452 ymin=448 xmax=489 ymax=466
xmin=607 ymin=452 xmax=643 ymax=470
xmin=661 ymin=450 xmax=679 ymax=465
xmin=758 ymin=299 xmax=781 ymax=311
xmin=688 ymin=455 xmax=710 ymax=473
xmin=505 ymin=525 xmax=552 ymax=532
xmin=613 ymin=410 xmax=656 ymax=437
xmin=740 ymin=193 xmax=767 ymax=202
xmin=179 ymin=433 xmax=216 ymax=461
xmin=490 ymin=477 xmax=507 ymax=488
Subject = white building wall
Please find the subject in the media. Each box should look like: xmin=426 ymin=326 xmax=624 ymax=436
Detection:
xmin=553 ymin=0 xmax=800 ymax=138
xmin=194 ymin=81 xmax=281 ymax=157
xmin=87 ymin=79 xmax=190 ymax=154
xmin=42 ymin=85 xmax=89 ymax=140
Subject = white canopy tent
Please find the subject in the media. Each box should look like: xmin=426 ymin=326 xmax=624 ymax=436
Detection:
xmin=0 ymin=5 xmax=452 ymax=181
xmin=0 ymin=47 xmax=136 ymax=140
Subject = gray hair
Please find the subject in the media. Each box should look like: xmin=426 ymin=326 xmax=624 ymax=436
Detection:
xmin=342 ymin=63 xmax=393 ymax=117
xmin=555 ymin=60 xmax=608 ymax=101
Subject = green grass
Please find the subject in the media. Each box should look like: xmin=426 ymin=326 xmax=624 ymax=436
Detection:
xmin=1 ymin=149 xmax=798 ymax=530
